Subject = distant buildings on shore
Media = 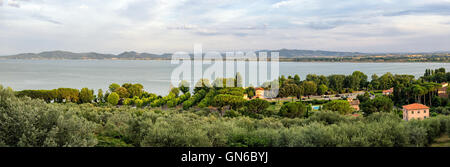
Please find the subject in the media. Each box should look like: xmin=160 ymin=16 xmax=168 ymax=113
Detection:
xmin=347 ymin=98 xmax=360 ymax=111
xmin=244 ymin=87 xmax=265 ymax=100
xmin=402 ymin=103 xmax=430 ymax=121
xmin=438 ymin=82 xmax=448 ymax=98
xmin=382 ymin=88 xmax=394 ymax=96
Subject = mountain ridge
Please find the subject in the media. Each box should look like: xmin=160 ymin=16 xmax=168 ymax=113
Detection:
xmin=1 ymin=49 xmax=449 ymax=61
xmin=0 ymin=49 xmax=368 ymax=60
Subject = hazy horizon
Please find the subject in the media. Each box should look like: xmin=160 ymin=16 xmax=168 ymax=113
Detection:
xmin=1 ymin=0 xmax=450 ymax=55
xmin=3 ymin=48 xmax=450 ymax=57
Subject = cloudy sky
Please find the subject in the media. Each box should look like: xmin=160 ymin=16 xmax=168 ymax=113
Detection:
xmin=1 ymin=0 xmax=450 ymax=55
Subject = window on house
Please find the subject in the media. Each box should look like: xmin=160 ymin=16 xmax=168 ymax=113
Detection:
xmin=418 ymin=110 xmax=420 ymax=114
xmin=411 ymin=111 xmax=414 ymax=114
xmin=424 ymin=116 xmax=427 ymax=119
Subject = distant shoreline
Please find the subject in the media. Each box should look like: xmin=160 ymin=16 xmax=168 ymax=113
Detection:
xmin=1 ymin=58 xmax=449 ymax=63
xmin=1 ymin=49 xmax=449 ymax=63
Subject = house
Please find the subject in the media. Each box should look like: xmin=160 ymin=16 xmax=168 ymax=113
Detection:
xmin=402 ymin=103 xmax=430 ymax=121
xmin=243 ymin=94 xmax=249 ymax=100
xmin=254 ymin=88 xmax=265 ymax=99
xmin=382 ymin=88 xmax=394 ymax=96
xmin=438 ymin=83 xmax=448 ymax=98
xmin=347 ymin=98 xmax=360 ymax=111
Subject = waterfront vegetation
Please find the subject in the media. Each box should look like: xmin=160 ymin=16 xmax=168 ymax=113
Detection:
xmin=1 ymin=68 xmax=450 ymax=147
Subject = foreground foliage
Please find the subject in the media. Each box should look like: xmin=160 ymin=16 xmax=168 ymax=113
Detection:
xmin=2 ymin=85 xmax=450 ymax=147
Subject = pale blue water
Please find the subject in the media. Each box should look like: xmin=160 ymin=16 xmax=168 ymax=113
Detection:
xmin=0 ymin=60 xmax=448 ymax=95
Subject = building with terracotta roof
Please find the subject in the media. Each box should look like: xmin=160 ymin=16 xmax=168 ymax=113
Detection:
xmin=254 ymin=88 xmax=265 ymax=99
xmin=402 ymin=103 xmax=430 ymax=121
xmin=347 ymin=98 xmax=360 ymax=111
xmin=382 ymin=88 xmax=394 ymax=96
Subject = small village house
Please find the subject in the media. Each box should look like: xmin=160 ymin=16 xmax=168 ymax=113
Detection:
xmin=254 ymin=88 xmax=265 ymax=99
xmin=438 ymin=82 xmax=448 ymax=98
xmin=382 ymin=88 xmax=394 ymax=96
xmin=402 ymin=103 xmax=430 ymax=121
xmin=347 ymin=98 xmax=360 ymax=111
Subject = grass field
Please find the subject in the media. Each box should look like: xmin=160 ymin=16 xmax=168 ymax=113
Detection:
xmin=431 ymin=134 xmax=450 ymax=147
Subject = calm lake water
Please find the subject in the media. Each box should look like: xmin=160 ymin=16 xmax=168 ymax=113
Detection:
xmin=0 ymin=59 xmax=449 ymax=95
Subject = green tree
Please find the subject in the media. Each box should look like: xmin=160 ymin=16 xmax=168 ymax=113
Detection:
xmin=246 ymin=98 xmax=270 ymax=114
xmin=360 ymin=96 xmax=394 ymax=116
xmin=121 ymin=83 xmax=133 ymax=89
xmin=170 ymin=87 xmax=180 ymax=97
xmin=279 ymin=84 xmax=299 ymax=98
xmin=357 ymin=92 xmax=371 ymax=103
xmin=293 ymin=74 xmax=301 ymax=85
xmin=213 ymin=94 xmax=245 ymax=115
xmin=352 ymin=71 xmax=368 ymax=90
xmin=317 ymin=84 xmax=328 ymax=95
xmin=448 ymin=87 xmax=450 ymax=99
xmin=97 ymin=89 xmax=104 ymax=103
xmin=179 ymin=80 xmax=190 ymax=94
xmin=301 ymin=81 xmax=317 ymax=96
xmin=128 ymin=84 xmax=144 ymax=98
xmin=115 ymin=87 xmax=130 ymax=98
xmin=328 ymin=75 xmax=345 ymax=93
xmin=109 ymin=83 xmax=120 ymax=92
xmin=378 ymin=72 xmax=395 ymax=90
xmin=80 ymin=88 xmax=94 ymax=103
xmin=194 ymin=78 xmax=211 ymax=93
xmin=244 ymin=87 xmax=256 ymax=99
xmin=107 ymin=92 xmax=120 ymax=105
xmin=56 ymin=88 xmax=79 ymax=103
xmin=279 ymin=102 xmax=306 ymax=118
xmin=323 ymin=100 xmax=354 ymax=115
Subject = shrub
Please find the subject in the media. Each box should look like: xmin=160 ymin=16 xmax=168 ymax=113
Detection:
xmin=107 ymin=92 xmax=120 ymax=105
xmin=279 ymin=102 xmax=306 ymax=118
xmin=246 ymin=98 xmax=270 ymax=114
xmin=323 ymin=100 xmax=354 ymax=115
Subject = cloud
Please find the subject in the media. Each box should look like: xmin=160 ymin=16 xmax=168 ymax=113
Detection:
xmin=272 ymin=0 xmax=294 ymax=8
xmin=31 ymin=14 xmax=62 ymax=25
xmin=8 ymin=0 xmax=20 ymax=8
xmin=1 ymin=0 xmax=450 ymax=55
xmin=384 ymin=3 xmax=450 ymax=16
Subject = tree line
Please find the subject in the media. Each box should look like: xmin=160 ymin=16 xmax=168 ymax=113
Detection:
xmin=2 ymin=85 xmax=450 ymax=147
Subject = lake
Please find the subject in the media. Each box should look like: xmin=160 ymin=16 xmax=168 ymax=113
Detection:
xmin=0 ymin=59 xmax=448 ymax=95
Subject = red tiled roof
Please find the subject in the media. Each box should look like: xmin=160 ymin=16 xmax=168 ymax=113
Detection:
xmin=255 ymin=88 xmax=264 ymax=91
xmin=402 ymin=103 xmax=429 ymax=110
xmin=383 ymin=88 xmax=394 ymax=93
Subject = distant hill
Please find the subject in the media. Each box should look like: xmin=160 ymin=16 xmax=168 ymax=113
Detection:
xmin=1 ymin=49 xmax=365 ymax=60
xmin=256 ymin=49 xmax=362 ymax=58
xmin=1 ymin=50 xmax=448 ymax=62
xmin=0 ymin=51 xmax=171 ymax=60
xmin=2 ymin=51 xmax=116 ymax=60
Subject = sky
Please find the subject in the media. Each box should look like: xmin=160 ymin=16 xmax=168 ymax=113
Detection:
xmin=1 ymin=0 xmax=450 ymax=55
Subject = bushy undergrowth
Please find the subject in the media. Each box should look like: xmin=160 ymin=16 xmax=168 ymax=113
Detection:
xmin=1 ymin=85 xmax=450 ymax=147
